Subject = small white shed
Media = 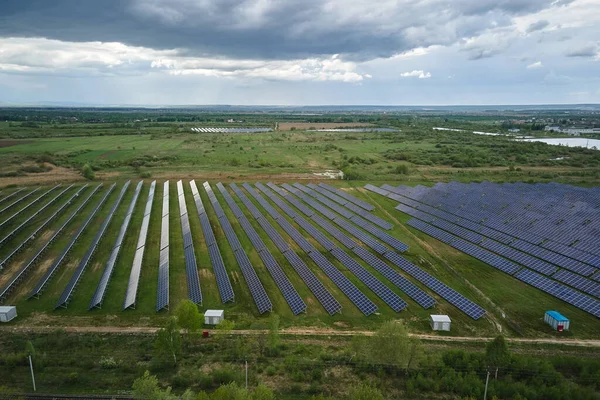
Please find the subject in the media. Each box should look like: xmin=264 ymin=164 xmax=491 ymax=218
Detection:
xmin=0 ymin=306 xmax=17 ymax=323
xmin=204 ymin=310 xmax=224 ymax=325
xmin=430 ymin=315 xmax=451 ymax=331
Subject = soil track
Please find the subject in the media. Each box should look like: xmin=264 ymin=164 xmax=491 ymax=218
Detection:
xmin=5 ymin=325 xmax=599 ymax=347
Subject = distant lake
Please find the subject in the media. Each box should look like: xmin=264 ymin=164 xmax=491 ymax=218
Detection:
xmin=517 ymin=137 xmax=600 ymax=150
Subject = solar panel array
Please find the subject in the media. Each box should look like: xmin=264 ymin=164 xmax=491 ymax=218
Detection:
xmin=56 ymin=183 xmax=125 ymax=309
xmin=90 ymin=181 xmax=143 ymax=310
xmin=294 ymin=183 xmax=408 ymax=253
xmin=259 ymin=183 xmax=407 ymax=312
xmin=0 ymin=185 xmax=73 ymax=250
xmin=190 ymin=180 xmax=235 ymax=304
xmin=177 ymin=180 xmax=202 ymax=304
xmin=0 ymin=188 xmax=40 ymax=215
xmin=0 ymin=185 xmax=59 ymax=231
xmin=0 ymin=188 xmax=25 ymax=206
xmin=216 ymin=182 xmax=306 ymax=314
xmin=229 ymin=183 xmax=341 ymax=315
xmin=318 ymin=183 xmax=375 ymax=211
xmin=368 ymin=182 xmax=600 ymax=317
xmin=0 ymin=185 xmax=89 ymax=302
xmin=0 ymin=185 xmax=73 ymax=258
xmin=204 ymin=181 xmax=272 ymax=313
xmin=156 ymin=181 xmax=170 ymax=311
xmin=278 ymin=183 xmax=436 ymax=309
xmin=123 ymin=181 xmax=156 ymax=310
xmin=29 ymin=184 xmax=105 ymax=299
xmin=245 ymin=183 xmax=378 ymax=316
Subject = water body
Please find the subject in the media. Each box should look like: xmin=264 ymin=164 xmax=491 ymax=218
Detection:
xmin=517 ymin=138 xmax=600 ymax=150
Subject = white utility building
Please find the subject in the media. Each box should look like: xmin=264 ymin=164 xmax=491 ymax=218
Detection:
xmin=204 ymin=310 xmax=225 ymax=325
xmin=0 ymin=306 xmax=17 ymax=322
xmin=430 ymin=315 xmax=451 ymax=331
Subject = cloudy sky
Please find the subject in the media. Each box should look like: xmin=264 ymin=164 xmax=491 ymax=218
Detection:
xmin=0 ymin=0 xmax=598 ymax=105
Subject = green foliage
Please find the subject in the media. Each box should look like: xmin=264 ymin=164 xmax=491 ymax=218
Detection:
xmin=347 ymin=383 xmax=384 ymax=400
xmin=82 ymin=163 xmax=95 ymax=180
xmin=394 ymin=164 xmax=410 ymax=175
xmin=268 ymin=314 xmax=280 ymax=352
xmin=132 ymin=370 xmax=177 ymax=400
xmin=341 ymin=167 xmax=363 ymax=180
xmin=154 ymin=317 xmax=182 ymax=366
xmin=175 ymin=300 xmax=202 ymax=333
xmin=355 ymin=320 xmax=418 ymax=368
xmin=486 ymin=336 xmax=511 ymax=368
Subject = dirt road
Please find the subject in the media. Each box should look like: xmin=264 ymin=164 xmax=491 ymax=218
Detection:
xmin=4 ymin=325 xmax=599 ymax=347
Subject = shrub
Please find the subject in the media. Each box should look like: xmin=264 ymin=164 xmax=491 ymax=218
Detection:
xmin=82 ymin=163 xmax=95 ymax=180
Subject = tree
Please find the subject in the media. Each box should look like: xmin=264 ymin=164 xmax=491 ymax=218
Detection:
xmin=268 ymin=313 xmax=280 ymax=351
xmin=154 ymin=317 xmax=181 ymax=366
xmin=347 ymin=383 xmax=384 ymax=400
xmin=82 ymin=163 xmax=95 ymax=180
xmin=175 ymin=300 xmax=202 ymax=333
xmin=365 ymin=320 xmax=418 ymax=367
xmin=252 ymin=384 xmax=275 ymax=400
xmin=486 ymin=335 xmax=510 ymax=368
xmin=132 ymin=371 xmax=178 ymax=400
xmin=25 ymin=341 xmax=36 ymax=359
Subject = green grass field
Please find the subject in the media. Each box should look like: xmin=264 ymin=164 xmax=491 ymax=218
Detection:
xmin=1 ymin=180 xmax=598 ymax=339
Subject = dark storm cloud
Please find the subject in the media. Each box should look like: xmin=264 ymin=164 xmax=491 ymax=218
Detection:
xmin=0 ymin=0 xmax=574 ymax=60
xmin=565 ymin=45 xmax=598 ymax=58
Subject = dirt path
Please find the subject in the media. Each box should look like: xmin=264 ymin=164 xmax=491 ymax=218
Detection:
xmin=4 ymin=325 xmax=599 ymax=347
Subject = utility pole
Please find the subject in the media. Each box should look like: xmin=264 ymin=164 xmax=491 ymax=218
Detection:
xmin=245 ymin=360 xmax=248 ymax=390
xmin=28 ymin=355 xmax=36 ymax=391
xmin=483 ymin=369 xmax=490 ymax=400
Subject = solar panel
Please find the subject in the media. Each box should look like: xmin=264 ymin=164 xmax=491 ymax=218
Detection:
xmin=216 ymin=182 xmax=306 ymax=314
xmin=28 ymin=184 xmax=105 ymax=300
xmin=56 ymin=181 xmax=123 ymax=308
xmin=0 ymin=188 xmax=25 ymax=206
xmin=156 ymin=181 xmax=170 ymax=311
xmin=204 ymin=182 xmax=271 ymax=314
xmin=122 ymin=181 xmax=156 ymax=310
xmin=229 ymin=183 xmax=341 ymax=314
xmin=0 ymin=185 xmax=59 ymax=231
xmin=318 ymin=183 xmax=375 ymax=211
xmin=89 ymin=181 xmax=142 ymax=310
xmin=383 ymin=251 xmax=486 ymax=320
xmin=0 ymin=188 xmax=39 ymax=215
xmin=515 ymin=269 xmax=600 ymax=317
xmin=190 ymin=180 xmax=234 ymax=303
xmin=552 ymin=269 xmax=600 ymax=298
xmin=0 ymin=185 xmax=89 ymax=302
xmin=178 ymin=180 xmax=202 ymax=305
xmin=0 ymin=184 xmax=73 ymax=254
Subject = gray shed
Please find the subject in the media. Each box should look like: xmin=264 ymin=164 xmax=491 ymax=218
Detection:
xmin=430 ymin=315 xmax=451 ymax=331
xmin=0 ymin=306 xmax=17 ymax=322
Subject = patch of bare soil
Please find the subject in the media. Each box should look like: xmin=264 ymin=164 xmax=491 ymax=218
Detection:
xmin=0 ymin=165 xmax=83 ymax=187
xmin=98 ymin=150 xmax=117 ymax=159
xmin=0 ymin=140 xmax=33 ymax=148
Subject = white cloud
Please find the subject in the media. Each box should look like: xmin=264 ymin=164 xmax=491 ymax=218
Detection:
xmin=0 ymin=37 xmax=368 ymax=83
xmin=527 ymin=61 xmax=543 ymax=68
xmin=400 ymin=70 xmax=431 ymax=79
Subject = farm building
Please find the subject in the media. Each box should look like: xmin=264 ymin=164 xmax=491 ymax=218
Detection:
xmin=204 ymin=310 xmax=224 ymax=325
xmin=544 ymin=311 xmax=570 ymax=331
xmin=430 ymin=315 xmax=451 ymax=331
xmin=0 ymin=306 xmax=17 ymax=322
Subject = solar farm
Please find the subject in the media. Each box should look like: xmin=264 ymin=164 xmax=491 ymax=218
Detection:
xmin=0 ymin=179 xmax=598 ymax=336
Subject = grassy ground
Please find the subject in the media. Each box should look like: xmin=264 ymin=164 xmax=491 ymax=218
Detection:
xmin=1 ymin=180 xmax=598 ymax=339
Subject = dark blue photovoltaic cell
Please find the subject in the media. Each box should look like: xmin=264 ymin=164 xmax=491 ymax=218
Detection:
xmin=156 ymin=181 xmax=170 ymax=311
xmin=0 ymin=188 xmax=25 ymax=206
xmin=552 ymin=269 xmax=600 ymax=298
xmin=0 ymin=185 xmax=59 ymax=231
xmin=0 ymin=188 xmax=39 ymax=215
xmin=515 ymin=269 xmax=600 ymax=317
xmin=0 ymin=185 xmax=89 ymax=302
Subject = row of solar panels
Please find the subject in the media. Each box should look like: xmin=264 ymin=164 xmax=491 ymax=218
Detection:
xmin=179 ymin=180 xmax=203 ymax=305
xmin=0 ymin=185 xmax=90 ymax=301
xmin=278 ymin=183 xmax=484 ymax=320
xmin=0 ymin=186 xmax=59 ymax=232
xmin=190 ymin=180 xmax=234 ymax=304
xmin=156 ymin=181 xmax=170 ymax=312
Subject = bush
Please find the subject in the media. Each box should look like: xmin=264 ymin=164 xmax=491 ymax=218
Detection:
xmin=99 ymin=356 xmax=119 ymax=369
xmin=82 ymin=163 xmax=95 ymax=180
xmin=394 ymin=164 xmax=410 ymax=175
